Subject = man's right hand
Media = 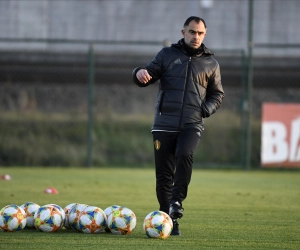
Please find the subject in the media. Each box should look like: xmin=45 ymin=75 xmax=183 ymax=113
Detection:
xmin=136 ymin=69 xmax=152 ymax=84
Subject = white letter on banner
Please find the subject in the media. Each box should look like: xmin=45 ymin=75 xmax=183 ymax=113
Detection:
xmin=289 ymin=118 xmax=300 ymax=162
xmin=262 ymin=122 xmax=288 ymax=164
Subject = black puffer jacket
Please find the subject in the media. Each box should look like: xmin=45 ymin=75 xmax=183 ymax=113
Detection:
xmin=132 ymin=39 xmax=224 ymax=132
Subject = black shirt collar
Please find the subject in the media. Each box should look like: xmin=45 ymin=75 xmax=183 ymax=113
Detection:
xmin=181 ymin=39 xmax=204 ymax=56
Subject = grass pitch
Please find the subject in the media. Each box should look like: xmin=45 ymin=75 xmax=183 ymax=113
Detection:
xmin=0 ymin=167 xmax=299 ymax=249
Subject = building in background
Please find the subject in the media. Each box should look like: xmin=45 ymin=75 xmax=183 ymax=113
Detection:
xmin=0 ymin=0 xmax=299 ymax=55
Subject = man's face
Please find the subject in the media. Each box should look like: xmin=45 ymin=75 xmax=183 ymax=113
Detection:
xmin=182 ymin=20 xmax=206 ymax=49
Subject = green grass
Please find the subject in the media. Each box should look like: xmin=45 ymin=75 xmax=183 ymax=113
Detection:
xmin=0 ymin=167 xmax=299 ymax=249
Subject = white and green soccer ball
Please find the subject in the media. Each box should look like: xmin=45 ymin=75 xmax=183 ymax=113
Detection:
xmin=0 ymin=204 xmax=27 ymax=232
xmin=34 ymin=204 xmax=64 ymax=232
xmin=78 ymin=206 xmax=107 ymax=233
xmin=107 ymin=206 xmax=136 ymax=235
xmin=20 ymin=202 xmax=40 ymax=229
xmin=143 ymin=211 xmax=173 ymax=239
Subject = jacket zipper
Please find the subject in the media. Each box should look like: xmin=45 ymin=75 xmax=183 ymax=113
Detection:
xmin=178 ymin=57 xmax=191 ymax=127
xmin=158 ymin=91 xmax=165 ymax=115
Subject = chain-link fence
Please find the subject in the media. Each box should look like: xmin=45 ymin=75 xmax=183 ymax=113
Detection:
xmin=0 ymin=1 xmax=299 ymax=169
xmin=0 ymin=41 xmax=91 ymax=166
xmin=0 ymin=38 xmax=299 ymax=168
xmin=250 ymin=45 xmax=300 ymax=167
xmin=0 ymin=39 xmax=246 ymax=168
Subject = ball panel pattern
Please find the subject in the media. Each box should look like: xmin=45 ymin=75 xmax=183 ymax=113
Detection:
xmin=78 ymin=206 xmax=107 ymax=234
xmin=68 ymin=203 xmax=88 ymax=232
xmin=0 ymin=204 xmax=26 ymax=232
xmin=34 ymin=205 xmax=64 ymax=232
xmin=103 ymin=205 xmax=121 ymax=232
xmin=20 ymin=202 xmax=40 ymax=229
xmin=143 ymin=211 xmax=173 ymax=239
xmin=63 ymin=203 xmax=78 ymax=229
xmin=107 ymin=207 xmax=136 ymax=235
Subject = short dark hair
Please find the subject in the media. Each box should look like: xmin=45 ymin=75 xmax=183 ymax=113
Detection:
xmin=183 ymin=16 xmax=207 ymax=28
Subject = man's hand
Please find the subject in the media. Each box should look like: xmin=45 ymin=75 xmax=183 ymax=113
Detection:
xmin=136 ymin=69 xmax=152 ymax=84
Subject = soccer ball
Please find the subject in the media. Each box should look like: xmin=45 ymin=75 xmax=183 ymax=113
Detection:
xmin=78 ymin=206 xmax=107 ymax=233
xmin=45 ymin=204 xmax=65 ymax=221
xmin=103 ymin=205 xmax=121 ymax=232
xmin=107 ymin=206 xmax=136 ymax=235
xmin=34 ymin=204 xmax=64 ymax=232
xmin=63 ymin=203 xmax=78 ymax=229
xmin=68 ymin=203 xmax=88 ymax=232
xmin=143 ymin=211 xmax=173 ymax=239
xmin=0 ymin=204 xmax=26 ymax=232
xmin=20 ymin=202 xmax=40 ymax=229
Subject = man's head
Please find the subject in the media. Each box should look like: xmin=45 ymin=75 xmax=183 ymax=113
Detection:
xmin=182 ymin=16 xmax=207 ymax=49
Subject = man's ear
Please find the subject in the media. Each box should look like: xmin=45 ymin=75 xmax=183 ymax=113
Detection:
xmin=181 ymin=29 xmax=185 ymax=37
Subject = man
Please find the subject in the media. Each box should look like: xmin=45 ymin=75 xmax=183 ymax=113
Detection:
xmin=132 ymin=16 xmax=224 ymax=235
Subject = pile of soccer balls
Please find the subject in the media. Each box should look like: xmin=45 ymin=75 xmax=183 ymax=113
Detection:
xmin=0 ymin=202 xmax=173 ymax=239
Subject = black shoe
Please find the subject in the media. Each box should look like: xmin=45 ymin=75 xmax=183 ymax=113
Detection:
xmin=170 ymin=219 xmax=181 ymax=236
xmin=169 ymin=201 xmax=184 ymax=219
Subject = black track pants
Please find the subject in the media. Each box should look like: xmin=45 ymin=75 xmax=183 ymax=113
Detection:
xmin=152 ymin=128 xmax=201 ymax=214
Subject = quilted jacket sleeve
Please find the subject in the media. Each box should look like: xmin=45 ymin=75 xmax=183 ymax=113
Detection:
xmin=132 ymin=49 xmax=164 ymax=87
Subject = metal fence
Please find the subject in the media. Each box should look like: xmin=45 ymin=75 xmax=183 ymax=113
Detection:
xmin=249 ymin=44 xmax=300 ymax=167
xmin=0 ymin=39 xmax=299 ymax=168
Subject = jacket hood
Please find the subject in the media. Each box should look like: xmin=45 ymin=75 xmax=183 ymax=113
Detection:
xmin=171 ymin=38 xmax=214 ymax=56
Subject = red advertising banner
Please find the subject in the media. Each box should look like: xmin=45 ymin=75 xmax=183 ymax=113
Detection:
xmin=261 ymin=103 xmax=300 ymax=168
